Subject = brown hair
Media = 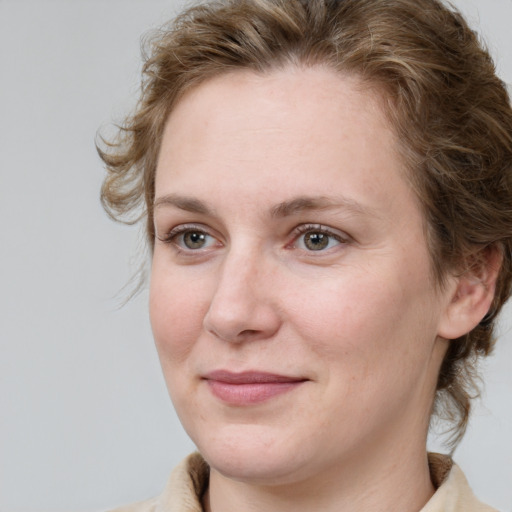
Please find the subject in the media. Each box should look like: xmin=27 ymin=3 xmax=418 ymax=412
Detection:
xmin=98 ymin=0 xmax=512 ymax=446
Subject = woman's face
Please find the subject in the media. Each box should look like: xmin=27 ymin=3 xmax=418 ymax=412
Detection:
xmin=150 ymin=67 xmax=454 ymax=485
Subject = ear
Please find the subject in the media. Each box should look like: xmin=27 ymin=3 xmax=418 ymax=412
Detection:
xmin=437 ymin=246 xmax=502 ymax=340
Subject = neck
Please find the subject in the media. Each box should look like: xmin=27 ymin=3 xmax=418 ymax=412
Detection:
xmin=204 ymin=441 xmax=435 ymax=512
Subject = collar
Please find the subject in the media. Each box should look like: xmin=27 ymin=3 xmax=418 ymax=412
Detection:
xmin=150 ymin=452 xmax=496 ymax=512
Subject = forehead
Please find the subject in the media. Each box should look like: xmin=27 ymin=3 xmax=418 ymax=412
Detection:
xmin=155 ymin=65 xmax=415 ymax=221
xmin=159 ymin=66 xmax=391 ymax=158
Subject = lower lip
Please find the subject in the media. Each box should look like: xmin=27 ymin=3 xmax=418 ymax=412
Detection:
xmin=206 ymin=380 xmax=304 ymax=405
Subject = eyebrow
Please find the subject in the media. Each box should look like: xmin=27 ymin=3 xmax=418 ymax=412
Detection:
xmin=270 ymin=195 xmax=376 ymax=218
xmin=153 ymin=193 xmax=375 ymax=218
xmin=153 ymin=194 xmax=214 ymax=215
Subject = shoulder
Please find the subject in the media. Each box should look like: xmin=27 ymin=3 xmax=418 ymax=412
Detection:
xmin=424 ymin=453 xmax=499 ymax=512
xmin=106 ymin=453 xmax=208 ymax=512
xmin=107 ymin=497 xmax=159 ymax=512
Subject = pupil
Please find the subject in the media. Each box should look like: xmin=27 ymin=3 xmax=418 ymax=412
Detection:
xmin=184 ymin=231 xmax=206 ymax=248
xmin=305 ymin=232 xmax=328 ymax=250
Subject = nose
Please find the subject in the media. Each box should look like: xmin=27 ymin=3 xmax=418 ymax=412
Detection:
xmin=203 ymin=250 xmax=281 ymax=343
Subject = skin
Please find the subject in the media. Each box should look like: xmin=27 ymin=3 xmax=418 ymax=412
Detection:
xmin=150 ymin=66 xmax=495 ymax=512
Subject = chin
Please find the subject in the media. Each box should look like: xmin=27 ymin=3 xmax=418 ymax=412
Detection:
xmin=191 ymin=423 xmax=313 ymax=485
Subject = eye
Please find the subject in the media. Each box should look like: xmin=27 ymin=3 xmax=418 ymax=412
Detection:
xmin=180 ymin=230 xmax=212 ymax=250
xmin=292 ymin=225 xmax=346 ymax=252
xmin=301 ymin=232 xmax=332 ymax=251
xmin=158 ymin=225 xmax=220 ymax=251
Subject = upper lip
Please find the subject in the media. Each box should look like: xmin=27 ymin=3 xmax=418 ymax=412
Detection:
xmin=203 ymin=370 xmax=307 ymax=384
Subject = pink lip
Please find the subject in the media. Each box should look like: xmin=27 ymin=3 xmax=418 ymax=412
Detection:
xmin=203 ymin=371 xmax=307 ymax=405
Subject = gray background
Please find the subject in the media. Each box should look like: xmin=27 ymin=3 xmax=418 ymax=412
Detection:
xmin=1 ymin=1 xmax=511 ymax=511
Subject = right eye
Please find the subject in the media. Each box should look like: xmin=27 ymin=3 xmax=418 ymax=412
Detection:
xmin=178 ymin=230 xmax=216 ymax=250
xmin=159 ymin=225 xmax=221 ymax=252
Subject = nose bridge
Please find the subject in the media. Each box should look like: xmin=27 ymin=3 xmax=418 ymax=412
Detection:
xmin=203 ymin=241 xmax=280 ymax=342
xmin=216 ymin=247 xmax=258 ymax=304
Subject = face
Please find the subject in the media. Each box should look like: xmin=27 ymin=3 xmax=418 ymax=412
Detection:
xmin=150 ymin=66 xmax=454 ymax=486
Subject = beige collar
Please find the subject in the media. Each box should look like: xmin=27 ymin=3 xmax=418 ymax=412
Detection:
xmin=115 ymin=452 xmax=496 ymax=512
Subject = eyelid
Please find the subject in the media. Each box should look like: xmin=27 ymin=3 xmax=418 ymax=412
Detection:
xmin=155 ymin=222 xmax=350 ymax=253
xmin=293 ymin=223 xmax=349 ymax=239
xmin=289 ymin=223 xmax=350 ymax=250
xmin=157 ymin=223 xmax=222 ymax=250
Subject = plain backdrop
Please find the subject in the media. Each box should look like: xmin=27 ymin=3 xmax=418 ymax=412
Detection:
xmin=1 ymin=1 xmax=511 ymax=511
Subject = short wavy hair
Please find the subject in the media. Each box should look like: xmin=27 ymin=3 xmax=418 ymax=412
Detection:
xmin=98 ymin=0 xmax=512 ymax=446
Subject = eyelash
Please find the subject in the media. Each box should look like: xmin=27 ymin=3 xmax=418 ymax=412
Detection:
xmin=290 ymin=224 xmax=348 ymax=251
xmin=156 ymin=223 xmax=349 ymax=253
xmin=157 ymin=224 xmax=215 ymax=249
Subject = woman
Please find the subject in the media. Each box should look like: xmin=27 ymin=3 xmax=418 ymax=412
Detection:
xmin=99 ymin=0 xmax=512 ymax=510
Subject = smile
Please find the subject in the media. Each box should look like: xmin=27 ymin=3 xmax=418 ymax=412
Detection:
xmin=203 ymin=371 xmax=307 ymax=405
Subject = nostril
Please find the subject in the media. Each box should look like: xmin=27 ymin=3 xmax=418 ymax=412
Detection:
xmin=235 ymin=329 xmax=261 ymax=340
xmin=207 ymin=327 xmax=262 ymax=343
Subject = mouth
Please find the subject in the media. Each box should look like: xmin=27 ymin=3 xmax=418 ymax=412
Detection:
xmin=202 ymin=370 xmax=308 ymax=405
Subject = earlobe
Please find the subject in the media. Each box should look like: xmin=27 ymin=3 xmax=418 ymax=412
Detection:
xmin=437 ymin=247 xmax=502 ymax=340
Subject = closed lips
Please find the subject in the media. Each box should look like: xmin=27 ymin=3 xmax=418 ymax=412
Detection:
xmin=203 ymin=370 xmax=307 ymax=384
xmin=203 ymin=371 xmax=308 ymax=405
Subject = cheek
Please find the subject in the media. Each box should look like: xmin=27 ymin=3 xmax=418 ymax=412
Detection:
xmin=149 ymin=266 xmax=209 ymax=366
xmin=287 ymin=264 xmax=439 ymax=379
xmin=288 ymin=273 xmax=403 ymax=342
xmin=288 ymin=273 xmax=440 ymax=439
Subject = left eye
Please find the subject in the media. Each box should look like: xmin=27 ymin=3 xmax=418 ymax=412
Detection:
xmin=294 ymin=229 xmax=343 ymax=251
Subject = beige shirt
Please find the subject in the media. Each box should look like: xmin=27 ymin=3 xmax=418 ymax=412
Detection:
xmin=111 ymin=453 xmax=497 ymax=512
